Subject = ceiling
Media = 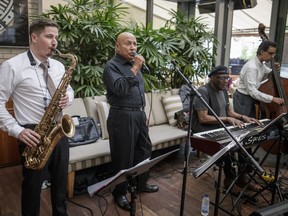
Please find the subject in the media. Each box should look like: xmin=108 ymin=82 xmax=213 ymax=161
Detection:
xmin=193 ymin=0 xmax=274 ymax=35
xmin=121 ymin=0 xmax=286 ymax=36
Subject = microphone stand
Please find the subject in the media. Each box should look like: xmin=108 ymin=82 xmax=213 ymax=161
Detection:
xmin=171 ymin=61 xmax=264 ymax=216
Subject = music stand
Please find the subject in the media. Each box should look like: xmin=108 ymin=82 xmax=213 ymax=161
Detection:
xmin=87 ymin=148 xmax=179 ymax=216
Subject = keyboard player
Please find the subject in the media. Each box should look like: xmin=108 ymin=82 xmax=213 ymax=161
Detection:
xmin=191 ymin=66 xmax=262 ymax=191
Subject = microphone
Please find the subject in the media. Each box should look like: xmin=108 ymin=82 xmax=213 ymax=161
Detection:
xmin=132 ymin=52 xmax=150 ymax=72
xmin=171 ymin=60 xmax=177 ymax=67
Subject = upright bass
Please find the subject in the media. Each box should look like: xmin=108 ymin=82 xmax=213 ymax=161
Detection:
xmin=257 ymin=23 xmax=288 ymax=153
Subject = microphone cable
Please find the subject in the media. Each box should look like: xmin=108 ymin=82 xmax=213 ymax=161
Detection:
xmin=132 ymin=51 xmax=154 ymax=126
xmin=68 ymin=198 xmax=94 ymax=216
xmin=67 ymin=192 xmax=110 ymax=216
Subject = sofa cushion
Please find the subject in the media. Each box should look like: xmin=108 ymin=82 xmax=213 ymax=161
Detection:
xmin=170 ymin=88 xmax=180 ymax=95
xmin=144 ymin=93 xmax=155 ymax=126
xmin=96 ymin=101 xmax=110 ymax=139
xmin=63 ymin=98 xmax=88 ymax=117
xmin=84 ymin=96 xmax=107 ymax=123
xmin=147 ymin=91 xmax=171 ymax=125
xmin=162 ymin=95 xmax=183 ymax=126
xmin=149 ymin=124 xmax=187 ymax=150
xmin=68 ymin=139 xmax=111 ymax=172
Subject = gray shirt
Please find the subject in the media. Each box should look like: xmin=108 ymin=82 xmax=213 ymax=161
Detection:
xmin=192 ymin=83 xmax=229 ymax=133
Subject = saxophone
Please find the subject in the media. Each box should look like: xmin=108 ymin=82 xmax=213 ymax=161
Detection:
xmin=22 ymin=49 xmax=76 ymax=170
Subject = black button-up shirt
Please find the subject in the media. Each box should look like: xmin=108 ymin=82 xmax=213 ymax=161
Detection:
xmin=103 ymin=53 xmax=145 ymax=108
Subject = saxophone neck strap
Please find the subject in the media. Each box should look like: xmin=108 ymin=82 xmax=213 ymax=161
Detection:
xmin=27 ymin=50 xmax=36 ymax=66
xmin=27 ymin=50 xmax=50 ymax=68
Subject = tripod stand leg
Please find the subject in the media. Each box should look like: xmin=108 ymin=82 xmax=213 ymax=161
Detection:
xmin=271 ymin=151 xmax=284 ymax=204
xmin=128 ymin=184 xmax=137 ymax=216
xmin=214 ymin=163 xmax=223 ymax=216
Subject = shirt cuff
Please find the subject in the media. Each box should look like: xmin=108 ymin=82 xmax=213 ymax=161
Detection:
xmin=10 ymin=124 xmax=25 ymax=139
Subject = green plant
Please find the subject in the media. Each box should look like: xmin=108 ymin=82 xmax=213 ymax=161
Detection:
xmin=41 ymin=0 xmax=127 ymax=97
xmin=164 ymin=10 xmax=217 ymax=88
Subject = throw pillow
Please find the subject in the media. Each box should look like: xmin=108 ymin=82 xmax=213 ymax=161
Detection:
xmin=162 ymin=95 xmax=183 ymax=126
xmin=95 ymin=101 xmax=110 ymax=139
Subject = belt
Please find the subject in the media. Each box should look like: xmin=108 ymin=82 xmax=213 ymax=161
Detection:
xmin=110 ymin=106 xmax=144 ymax=111
xmin=21 ymin=124 xmax=37 ymax=129
xmin=236 ymin=89 xmax=251 ymax=97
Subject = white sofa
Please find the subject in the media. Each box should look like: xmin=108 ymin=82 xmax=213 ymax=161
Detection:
xmin=63 ymin=89 xmax=187 ymax=198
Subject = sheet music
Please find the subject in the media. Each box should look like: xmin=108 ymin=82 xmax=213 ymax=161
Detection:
xmin=192 ymin=132 xmax=250 ymax=179
xmin=87 ymin=158 xmax=151 ymax=196
xmin=257 ymin=112 xmax=288 ymax=133
xmin=87 ymin=149 xmax=179 ymax=196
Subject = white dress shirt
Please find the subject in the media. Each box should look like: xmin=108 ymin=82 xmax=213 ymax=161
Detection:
xmin=0 ymin=51 xmax=74 ymax=138
xmin=237 ymin=56 xmax=273 ymax=103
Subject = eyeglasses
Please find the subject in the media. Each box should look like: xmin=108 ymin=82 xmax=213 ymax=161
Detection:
xmin=265 ymin=51 xmax=276 ymax=57
xmin=215 ymin=76 xmax=230 ymax=81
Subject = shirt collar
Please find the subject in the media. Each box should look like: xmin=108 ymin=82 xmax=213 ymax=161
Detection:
xmin=255 ymin=56 xmax=265 ymax=67
xmin=29 ymin=50 xmax=50 ymax=67
xmin=115 ymin=53 xmax=133 ymax=66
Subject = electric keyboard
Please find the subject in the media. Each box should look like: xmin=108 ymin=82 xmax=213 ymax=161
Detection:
xmin=191 ymin=119 xmax=280 ymax=156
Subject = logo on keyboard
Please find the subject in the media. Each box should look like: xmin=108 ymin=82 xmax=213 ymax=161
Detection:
xmin=243 ymin=134 xmax=267 ymax=145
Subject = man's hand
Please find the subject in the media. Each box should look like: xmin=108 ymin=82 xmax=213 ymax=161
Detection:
xmin=226 ymin=117 xmax=245 ymax=128
xmin=241 ymin=115 xmax=262 ymax=126
xmin=272 ymin=96 xmax=284 ymax=105
xmin=274 ymin=62 xmax=281 ymax=71
xmin=18 ymin=128 xmax=41 ymax=147
xmin=131 ymin=54 xmax=145 ymax=75
xmin=59 ymin=93 xmax=69 ymax=109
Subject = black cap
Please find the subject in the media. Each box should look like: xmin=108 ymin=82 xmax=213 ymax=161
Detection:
xmin=208 ymin=66 xmax=229 ymax=78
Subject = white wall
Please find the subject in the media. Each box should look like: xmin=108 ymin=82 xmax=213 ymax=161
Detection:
xmin=41 ymin=0 xmax=177 ymax=29
xmin=41 ymin=0 xmax=67 ymax=13
xmin=118 ymin=0 xmax=177 ymax=28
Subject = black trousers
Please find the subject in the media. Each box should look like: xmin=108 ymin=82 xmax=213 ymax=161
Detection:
xmin=19 ymin=126 xmax=69 ymax=216
xmin=223 ymin=150 xmax=253 ymax=181
xmin=107 ymin=108 xmax=152 ymax=196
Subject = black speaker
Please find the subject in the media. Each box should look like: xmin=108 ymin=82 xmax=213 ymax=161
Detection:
xmin=198 ymin=0 xmax=257 ymax=14
xmin=234 ymin=0 xmax=257 ymax=9
xmin=249 ymin=200 xmax=288 ymax=216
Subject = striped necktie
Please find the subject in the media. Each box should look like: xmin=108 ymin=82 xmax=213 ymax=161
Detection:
xmin=40 ymin=62 xmax=63 ymax=121
xmin=40 ymin=62 xmax=56 ymax=97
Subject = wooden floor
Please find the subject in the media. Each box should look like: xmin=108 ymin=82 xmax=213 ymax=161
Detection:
xmin=1 ymin=145 xmax=288 ymax=216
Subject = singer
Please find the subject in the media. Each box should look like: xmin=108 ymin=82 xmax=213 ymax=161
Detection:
xmin=103 ymin=32 xmax=158 ymax=211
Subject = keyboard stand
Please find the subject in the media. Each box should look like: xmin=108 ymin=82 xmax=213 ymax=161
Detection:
xmin=223 ymin=127 xmax=288 ymax=215
xmin=202 ymin=133 xmax=285 ymax=215
xmin=244 ymin=130 xmax=288 ymax=206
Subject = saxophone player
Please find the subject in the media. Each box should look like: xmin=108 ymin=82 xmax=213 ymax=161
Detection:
xmin=0 ymin=18 xmax=74 ymax=216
